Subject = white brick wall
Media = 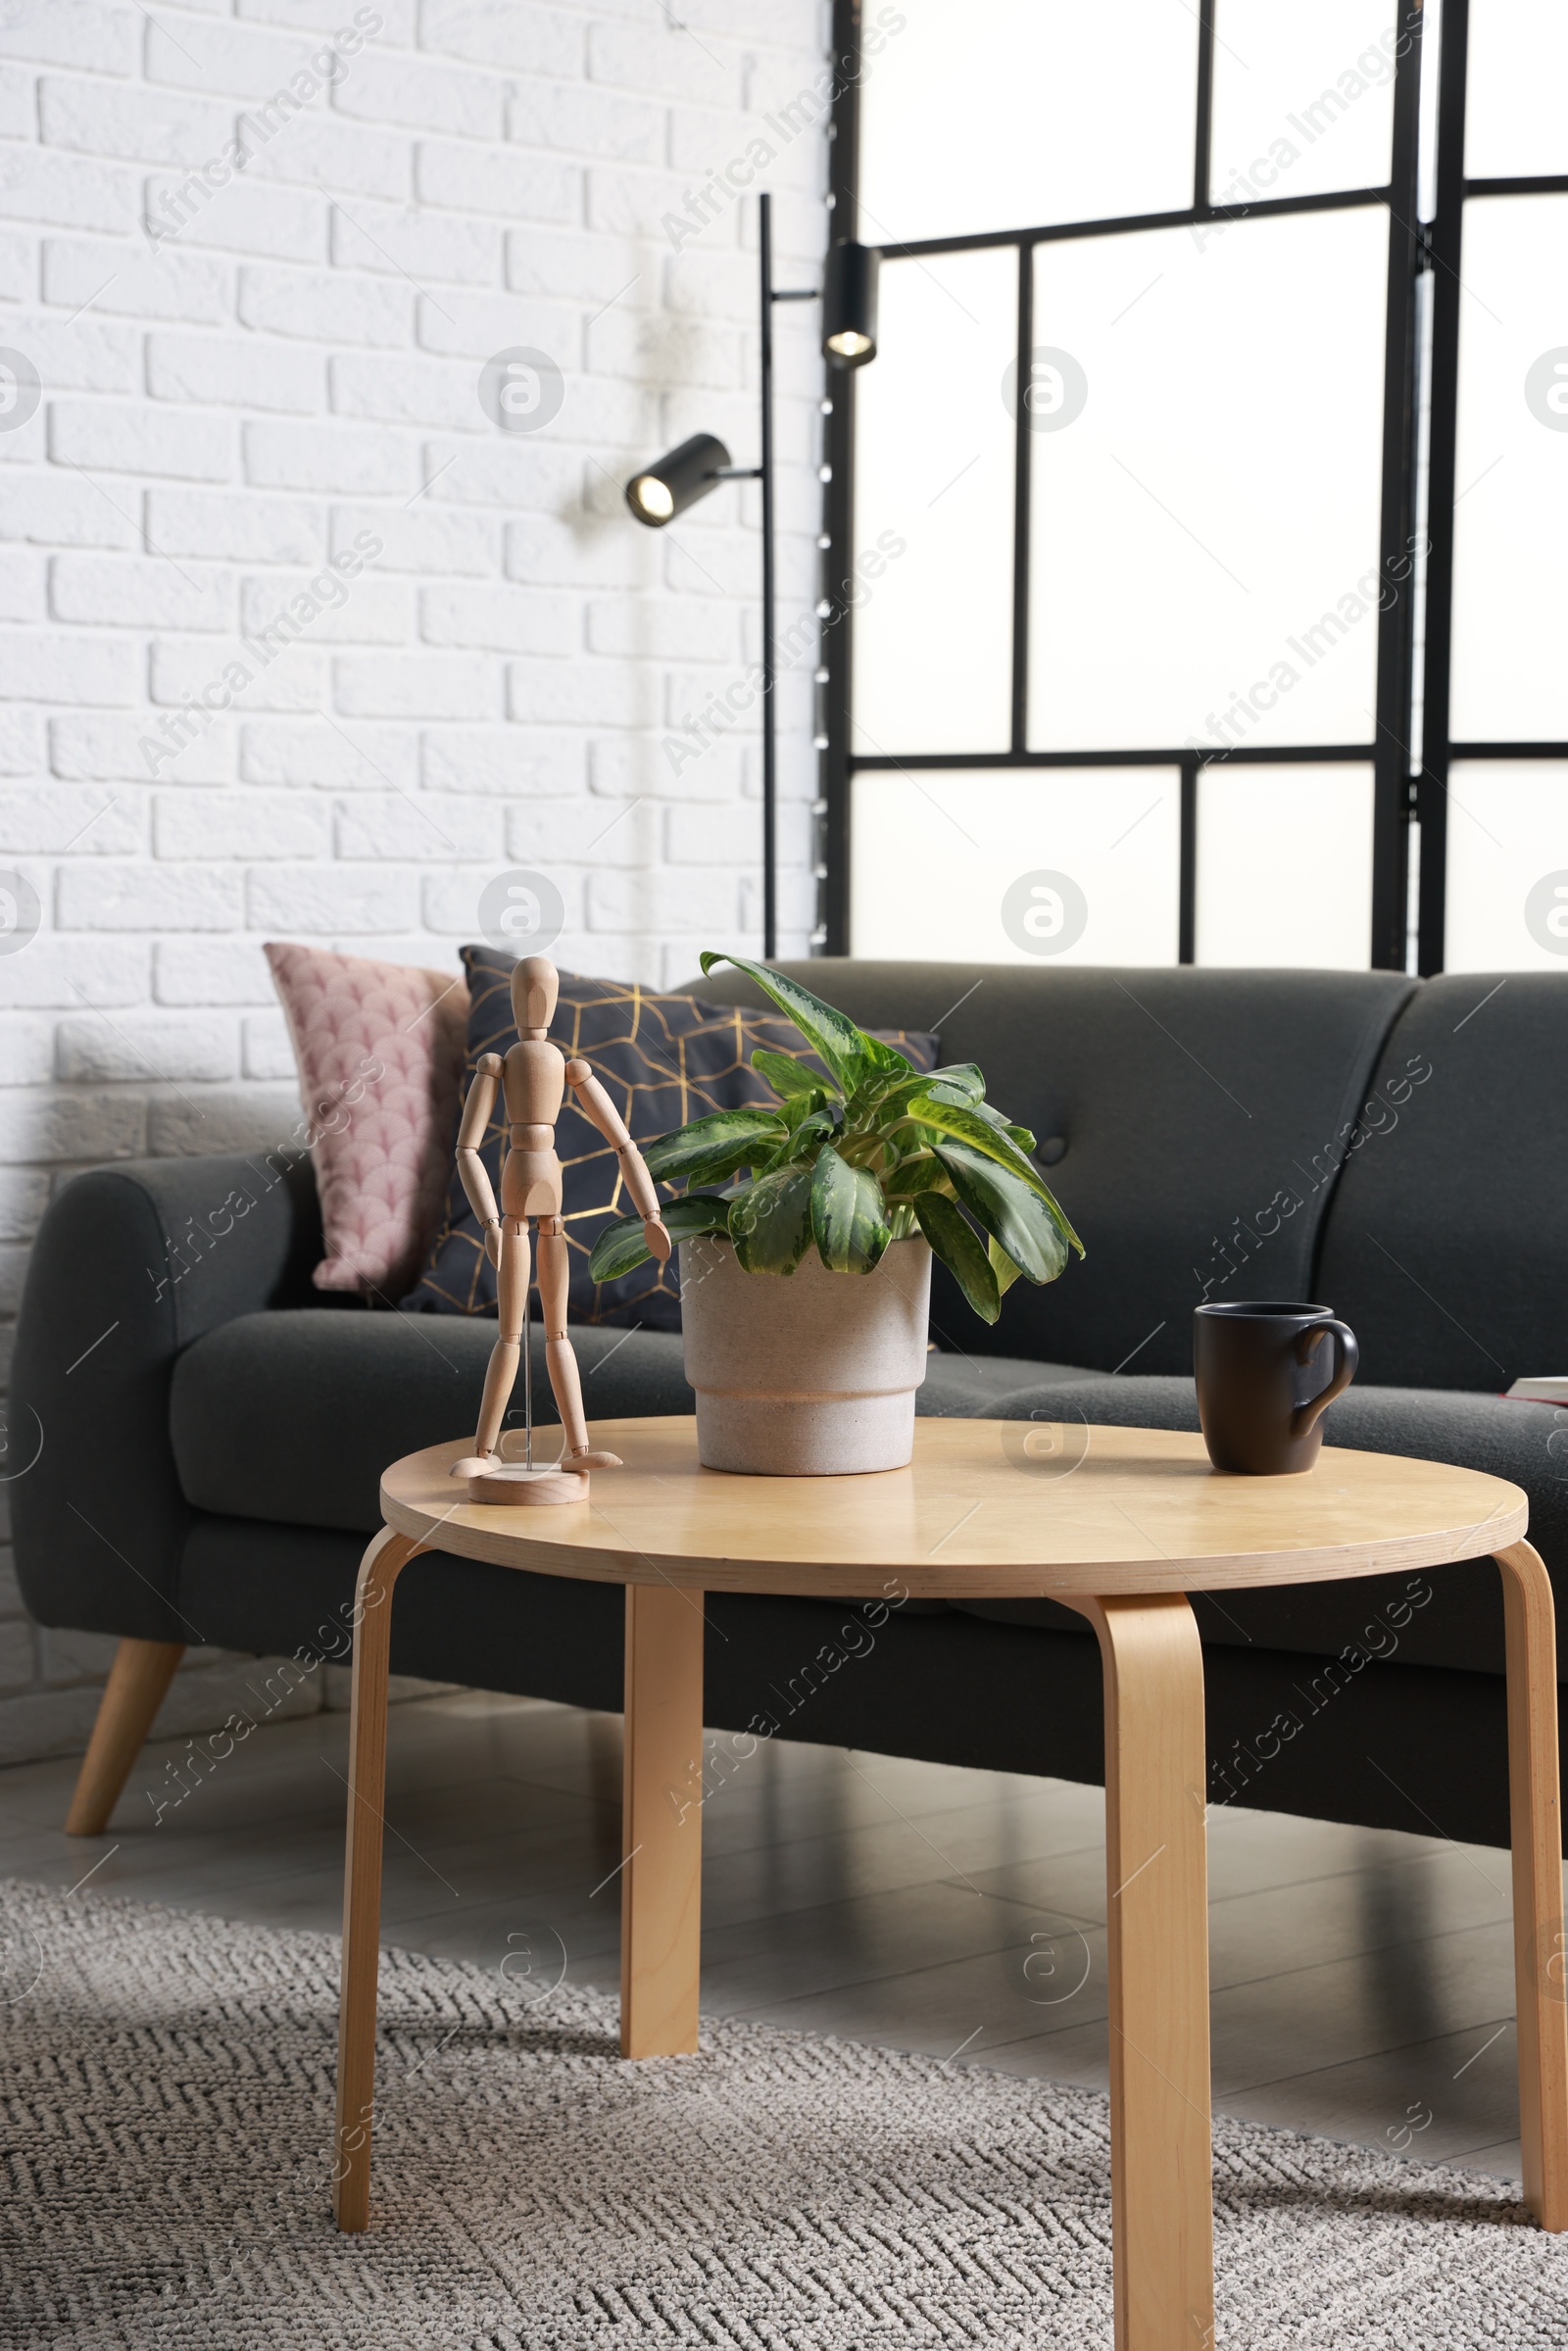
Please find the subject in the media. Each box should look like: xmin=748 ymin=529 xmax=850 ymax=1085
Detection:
xmin=0 ymin=0 xmax=833 ymax=1764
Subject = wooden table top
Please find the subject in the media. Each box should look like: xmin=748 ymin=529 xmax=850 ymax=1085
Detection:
xmin=379 ymin=1418 xmax=1528 ymax=1598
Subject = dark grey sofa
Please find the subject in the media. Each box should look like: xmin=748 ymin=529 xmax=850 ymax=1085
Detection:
xmin=15 ymin=961 xmax=1568 ymax=1850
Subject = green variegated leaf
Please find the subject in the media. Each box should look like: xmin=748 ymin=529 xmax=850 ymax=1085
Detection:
xmin=643 ymin=1104 xmax=786 ymax=1182
xmin=857 ymin=1033 xmax=914 ymax=1077
xmin=810 ymin=1141 xmax=891 ymax=1273
xmin=951 ymin=1096 xmax=1039 ymax=1153
xmin=915 ymin=1193 xmax=1000 ymax=1324
xmin=729 ymin=1163 xmax=813 ymax=1273
xmin=882 ymin=1151 xmax=951 ymax=1201
xmin=905 ymin=1094 xmax=1084 ymax=1256
xmin=757 ymin=1102 xmax=838 ymax=1176
xmin=587 ymin=1192 xmax=732 ymax=1282
xmin=864 ymin=1061 xmax=986 ymax=1119
xmin=587 ymin=1217 xmax=653 ymax=1283
xmin=750 ymin=1046 xmax=834 ymax=1104
xmin=668 ymin=1191 xmax=740 ymax=1235
xmin=988 ymin=1233 xmax=1023 ymax=1296
xmin=700 ymin=952 xmax=871 ymax=1094
xmin=936 ymin=1140 xmax=1068 ymax=1285
xmin=677 ymin=1143 xmax=779 ymax=1187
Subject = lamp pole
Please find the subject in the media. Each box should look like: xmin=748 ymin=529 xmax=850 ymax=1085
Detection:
xmin=712 ymin=195 xmax=797 ymax=956
xmin=759 ymin=191 xmax=820 ymax=960
xmin=760 ymin=192 xmax=777 ymax=959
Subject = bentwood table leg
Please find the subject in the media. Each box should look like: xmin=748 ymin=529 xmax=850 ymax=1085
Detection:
xmin=1066 ymin=1593 xmax=1214 ymax=2351
xmin=1495 ymin=1540 xmax=1568 ymax=2230
xmin=620 ymin=1583 xmax=704 ymax=2060
xmin=333 ymin=1527 xmax=424 ymax=2233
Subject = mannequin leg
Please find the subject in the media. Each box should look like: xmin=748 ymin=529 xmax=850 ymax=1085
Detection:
xmin=537 ymin=1216 xmax=620 ymax=1467
xmin=448 ymin=1216 xmax=528 ymax=1479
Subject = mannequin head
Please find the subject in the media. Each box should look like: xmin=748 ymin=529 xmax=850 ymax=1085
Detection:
xmin=511 ymin=955 xmax=558 ymax=1039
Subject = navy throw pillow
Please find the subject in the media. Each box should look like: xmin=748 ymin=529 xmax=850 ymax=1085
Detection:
xmin=402 ymin=949 xmax=940 ymax=1331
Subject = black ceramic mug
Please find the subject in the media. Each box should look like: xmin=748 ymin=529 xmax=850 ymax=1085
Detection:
xmin=1193 ymin=1301 xmax=1359 ymax=1475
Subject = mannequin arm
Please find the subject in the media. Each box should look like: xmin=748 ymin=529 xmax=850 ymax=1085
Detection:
xmin=457 ymin=1054 xmax=504 ymax=1260
xmin=564 ymin=1060 xmax=671 ymax=1262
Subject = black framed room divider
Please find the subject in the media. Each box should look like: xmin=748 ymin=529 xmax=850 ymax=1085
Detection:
xmin=811 ymin=0 xmax=1567 ymax=976
xmin=1417 ymin=0 xmax=1568 ymax=974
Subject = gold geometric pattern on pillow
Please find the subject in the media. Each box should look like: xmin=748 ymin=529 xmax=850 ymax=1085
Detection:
xmin=402 ymin=951 xmax=938 ymax=1328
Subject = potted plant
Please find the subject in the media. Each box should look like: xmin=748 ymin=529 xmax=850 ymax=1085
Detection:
xmin=588 ymin=955 xmax=1084 ymax=1474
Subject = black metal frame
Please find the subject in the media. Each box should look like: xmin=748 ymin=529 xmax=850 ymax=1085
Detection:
xmin=816 ymin=0 xmax=1431 ymax=966
xmin=1414 ymin=0 xmax=1568 ymax=973
xmin=817 ymin=0 xmax=862 ymax=954
xmin=757 ymin=192 xmax=822 ymax=959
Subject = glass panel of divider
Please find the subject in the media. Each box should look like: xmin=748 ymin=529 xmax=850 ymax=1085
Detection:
xmin=850 ymin=765 xmax=1181 ymax=962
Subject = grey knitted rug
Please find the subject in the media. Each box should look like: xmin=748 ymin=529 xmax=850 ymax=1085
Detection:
xmin=2 ymin=1877 xmax=1566 ymax=2349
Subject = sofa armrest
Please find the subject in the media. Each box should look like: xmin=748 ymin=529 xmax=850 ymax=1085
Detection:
xmin=11 ymin=1151 xmax=322 ymax=1641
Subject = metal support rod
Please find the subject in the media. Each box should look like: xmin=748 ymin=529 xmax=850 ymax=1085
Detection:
xmin=822 ymin=0 xmax=863 ymax=955
xmin=1417 ymin=0 xmax=1470 ymax=974
xmin=760 ymin=189 xmax=777 ymax=960
xmin=522 ymin=1269 xmax=532 ymax=1469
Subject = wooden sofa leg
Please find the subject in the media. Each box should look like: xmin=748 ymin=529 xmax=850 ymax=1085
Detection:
xmin=65 ymin=1637 xmax=186 ymax=1836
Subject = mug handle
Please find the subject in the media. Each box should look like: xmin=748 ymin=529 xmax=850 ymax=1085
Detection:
xmin=1292 ymin=1318 xmax=1359 ymax=1439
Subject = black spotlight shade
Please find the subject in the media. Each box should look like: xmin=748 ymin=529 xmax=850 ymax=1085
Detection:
xmin=822 ymin=240 xmax=879 ymax=367
xmin=624 ymin=432 xmax=732 ymax=526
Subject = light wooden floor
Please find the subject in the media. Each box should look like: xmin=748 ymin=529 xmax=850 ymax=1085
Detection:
xmin=0 ymin=1690 xmax=1532 ymax=2185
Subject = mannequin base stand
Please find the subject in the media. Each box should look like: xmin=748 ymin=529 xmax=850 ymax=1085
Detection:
xmin=453 ymin=1279 xmax=609 ymax=1507
xmin=467 ymin=1462 xmax=589 ymax=1506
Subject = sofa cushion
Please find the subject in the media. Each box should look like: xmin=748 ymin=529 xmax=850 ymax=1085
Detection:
xmin=1316 ymin=971 xmax=1568 ymax=1388
xmin=169 ymin=1308 xmax=1079 ymax=1537
xmin=404 ymin=951 xmax=938 ymax=1330
xmin=689 ymin=961 xmax=1415 ymax=1377
xmin=172 ymin=1309 xmax=691 ymax=1535
xmin=265 ymin=941 xmax=469 ymax=1300
xmin=948 ymin=1372 xmax=1568 ymax=1678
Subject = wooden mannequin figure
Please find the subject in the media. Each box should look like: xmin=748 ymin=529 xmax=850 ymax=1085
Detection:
xmin=450 ymin=955 xmax=670 ymax=1503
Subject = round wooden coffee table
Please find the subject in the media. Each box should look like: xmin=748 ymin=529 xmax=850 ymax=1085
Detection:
xmin=334 ymin=1419 xmax=1566 ymax=2349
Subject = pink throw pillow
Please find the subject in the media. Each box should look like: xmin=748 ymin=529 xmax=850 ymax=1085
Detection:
xmin=265 ymin=943 xmax=470 ymax=1300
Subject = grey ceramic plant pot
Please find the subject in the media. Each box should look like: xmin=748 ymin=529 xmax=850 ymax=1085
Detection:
xmin=678 ymin=1234 xmax=933 ymax=1475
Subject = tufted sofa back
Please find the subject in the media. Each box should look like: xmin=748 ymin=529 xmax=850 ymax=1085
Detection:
xmin=688 ymin=960 xmax=1419 ymax=1377
xmin=1317 ymin=971 xmax=1568 ymax=1389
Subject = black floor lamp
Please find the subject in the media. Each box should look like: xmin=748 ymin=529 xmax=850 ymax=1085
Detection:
xmin=625 ymin=192 xmax=878 ymax=958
